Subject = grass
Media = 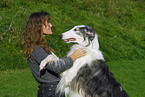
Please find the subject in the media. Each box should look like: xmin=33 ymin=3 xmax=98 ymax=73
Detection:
xmin=0 ymin=60 xmax=145 ymax=97
xmin=0 ymin=0 xmax=145 ymax=97
xmin=108 ymin=59 xmax=145 ymax=97
xmin=0 ymin=68 xmax=38 ymax=97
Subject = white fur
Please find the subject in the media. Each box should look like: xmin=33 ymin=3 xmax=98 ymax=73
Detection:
xmin=57 ymin=25 xmax=104 ymax=97
xmin=39 ymin=52 xmax=59 ymax=71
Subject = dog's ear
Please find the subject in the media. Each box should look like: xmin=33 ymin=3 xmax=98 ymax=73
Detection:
xmin=79 ymin=26 xmax=95 ymax=40
xmin=85 ymin=26 xmax=95 ymax=35
xmin=86 ymin=31 xmax=94 ymax=36
xmin=79 ymin=27 xmax=87 ymax=33
xmin=85 ymin=26 xmax=96 ymax=41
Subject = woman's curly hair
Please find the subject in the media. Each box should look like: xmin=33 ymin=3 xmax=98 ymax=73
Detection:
xmin=22 ymin=11 xmax=53 ymax=59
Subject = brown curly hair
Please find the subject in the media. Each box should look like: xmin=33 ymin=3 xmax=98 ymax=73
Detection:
xmin=22 ymin=11 xmax=53 ymax=59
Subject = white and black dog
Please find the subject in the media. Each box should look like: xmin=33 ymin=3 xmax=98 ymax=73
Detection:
xmin=40 ymin=25 xmax=128 ymax=97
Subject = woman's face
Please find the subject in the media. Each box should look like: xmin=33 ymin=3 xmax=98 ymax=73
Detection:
xmin=42 ymin=21 xmax=53 ymax=36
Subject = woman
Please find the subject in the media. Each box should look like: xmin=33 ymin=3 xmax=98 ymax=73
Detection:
xmin=22 ymin=11 xmax=85 ymax=97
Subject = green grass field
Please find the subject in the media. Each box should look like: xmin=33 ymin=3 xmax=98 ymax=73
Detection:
xmin=0 ymin=0 xmax=145 ymax=97
xmin=0 ymin=68 xmax=38 ymax=97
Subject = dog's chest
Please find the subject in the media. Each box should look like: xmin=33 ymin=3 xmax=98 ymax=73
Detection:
xmin=67 ymin=45 xmax=103 ymax=66
xmin=62 ymin=45 xmax=104 ymax=84
xmin=64 ymin=47 xmax=97 ymax=73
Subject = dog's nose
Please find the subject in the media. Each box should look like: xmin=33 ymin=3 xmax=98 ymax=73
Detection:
xmin=59 ymin=34 xmax=63 ymax=38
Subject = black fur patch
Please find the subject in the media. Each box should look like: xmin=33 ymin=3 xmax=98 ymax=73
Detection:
xmin=79 ymin=26 xmax=96 ymax=42
xmin=71 ymin=60 xmax=128 ymax=97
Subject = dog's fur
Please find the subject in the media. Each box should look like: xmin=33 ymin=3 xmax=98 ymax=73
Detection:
xmin=40 ymin=25 xmax=128 ymax=97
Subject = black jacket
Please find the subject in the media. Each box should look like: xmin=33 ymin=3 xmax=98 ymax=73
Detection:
xmin=28 ymin=46 xmax=73 ymax=83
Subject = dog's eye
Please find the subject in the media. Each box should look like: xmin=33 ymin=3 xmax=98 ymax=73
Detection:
xmin=74 ymin=29 xmax=78 ymax=31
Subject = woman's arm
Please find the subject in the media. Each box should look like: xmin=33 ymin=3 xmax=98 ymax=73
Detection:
xmin=32 ymin=46 xmax=85 ymax=74
xmin=41 ymin=48 xmax=86 ymax=74
xmin=45 ymin=57 xmax=73 ymax=74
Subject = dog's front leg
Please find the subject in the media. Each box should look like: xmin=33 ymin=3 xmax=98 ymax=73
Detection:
xmin=39 ymin=53 xmax=59 ymax=71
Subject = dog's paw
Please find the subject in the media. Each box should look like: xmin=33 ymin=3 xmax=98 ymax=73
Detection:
xmin=39 ymin=60 xmax=47 ymax=71
xmin=39 ymin=54 xmax=59 ymax=71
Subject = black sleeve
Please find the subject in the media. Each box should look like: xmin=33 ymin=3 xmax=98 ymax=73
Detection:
xmin=32 ymin=46 xmax=73 ymax=74
xmin=32 ymin=46 xmax=48 ymax=64
xmin=45 ymin=57 xmax=73 ymax=74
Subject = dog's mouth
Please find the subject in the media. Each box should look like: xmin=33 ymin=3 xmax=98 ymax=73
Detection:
xmin=64 ymin=38 xmax=76 ymax=43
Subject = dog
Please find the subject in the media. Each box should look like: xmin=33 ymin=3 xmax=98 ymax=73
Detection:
xmin=40 ymin=25 xmax=128 ymax=97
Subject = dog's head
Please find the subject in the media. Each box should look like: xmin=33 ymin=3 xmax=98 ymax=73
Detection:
xmin=60 ymin=25 xmax=99 ymax=49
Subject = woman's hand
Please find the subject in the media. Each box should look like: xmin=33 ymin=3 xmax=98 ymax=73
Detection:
xmin=70 ymin=48 xmax=86 ymax=62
